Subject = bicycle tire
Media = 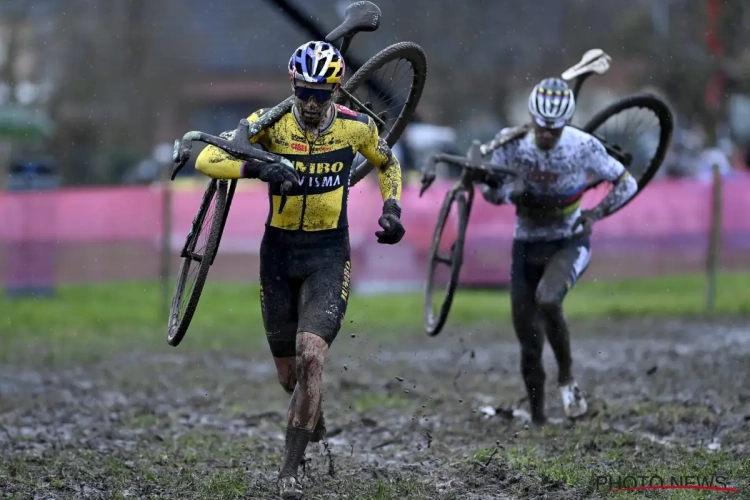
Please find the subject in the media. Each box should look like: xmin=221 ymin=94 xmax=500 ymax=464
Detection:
xmin=337 ymin=42 xmax=428 ymax=186
xmin=582 ymin=93 xmax=673 ymax=214
xmin=424 ymin=188 xmax=470 ymax=337
xmin=211 ymin=179 xmax=237 ymax=265
xmin=167 ymin=179 xmax=228 ymax=347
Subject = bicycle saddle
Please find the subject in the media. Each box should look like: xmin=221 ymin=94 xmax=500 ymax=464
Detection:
xmin=325 ymin=1 xmax=381 ymax=43
xmin=562 ymin=48 xmax=611 ymax=80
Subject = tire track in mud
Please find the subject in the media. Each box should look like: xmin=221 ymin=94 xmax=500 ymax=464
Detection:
xmin=0 ymin=318 xmax=748 ymax=499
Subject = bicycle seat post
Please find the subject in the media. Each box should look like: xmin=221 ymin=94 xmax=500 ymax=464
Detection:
xmin=339 ymin=35 xmax=354 ymax=57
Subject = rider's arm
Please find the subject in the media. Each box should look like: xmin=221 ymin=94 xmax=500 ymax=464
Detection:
xmin=194 ymin=110 xmax=270 ymax=179
xmin=357 ymin=117 xmax=402 ymax=202
xmin=480 ymin=138 xmax=515 ymax=205
xmin=583 ymin=137 xmax=638 ymax=220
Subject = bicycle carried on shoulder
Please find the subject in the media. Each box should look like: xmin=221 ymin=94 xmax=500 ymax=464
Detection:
xmin=165 ymin=1 xmax=428 ymax=347
xmin=419 ymin=49 xmax=674 ymax=337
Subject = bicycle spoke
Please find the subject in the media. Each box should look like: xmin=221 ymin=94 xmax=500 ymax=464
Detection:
xmin=349 ymin=56 xmax=415 ymax=138
xmin=176 ymin=194 xmax=218 ymax=320
xmin=581 ymin=95 xmax=670 ymax=214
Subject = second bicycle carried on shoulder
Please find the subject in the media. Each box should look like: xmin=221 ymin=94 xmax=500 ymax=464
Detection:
xmin=419 ymin=48 xmax=674 ymax=337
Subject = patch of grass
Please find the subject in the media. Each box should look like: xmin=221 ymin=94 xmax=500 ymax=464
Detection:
xmin=1 ymin=273 xmax=748 ymax=361
xmin=612 ymin=401 xmax=717 ymax=425
xmin=491 ymin=422 xmax=750 ymax=499
xmin=122 ymin=413 xmax=160 ymax=429
xmin=346 ymin=392 xmax=412 ymax=413
xmin=0 ymin=435 xmax=439 ymax=500
xmin=369 ymin=479 xmax=431 ymax=500
xmin=472 ymin=446 xmax=499 ymax=464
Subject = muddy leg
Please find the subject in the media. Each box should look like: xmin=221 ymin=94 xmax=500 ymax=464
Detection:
xmin=536 ymin=301 xmax=573 ymax=385
xmin=272 ymin=356 xmax=325 ymax=442
xmin=274 ymin=357 xmax=297 ymax=394
xmin=536 ymin=238 xmax=591 ymax=419
xmin=536 ymin=239 xmax=591 ymax=385
xmin=279 ymin=332 xmax=328 ymax=483
xmin=510 ymin=239 xmax=547 ymax=425
xmin=512 ymin=296 xmax=547 ymax=424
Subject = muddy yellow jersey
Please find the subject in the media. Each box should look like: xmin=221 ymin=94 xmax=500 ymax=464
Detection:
xmin=195 ymin=104 xmax=402 ymax=232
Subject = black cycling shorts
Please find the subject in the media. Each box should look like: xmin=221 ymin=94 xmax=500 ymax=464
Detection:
xmin=259 ymin=226 xmax=351 ymax=358
xmin=510 ymin=235 xmax=591 ymax=308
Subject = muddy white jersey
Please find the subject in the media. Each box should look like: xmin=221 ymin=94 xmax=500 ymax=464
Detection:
xmin=481 ymin=125 xmax=636 ymax=241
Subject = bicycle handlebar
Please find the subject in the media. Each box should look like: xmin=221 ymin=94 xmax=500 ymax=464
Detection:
xmin=427 ymin=153 xmax=515 ymax=173
xmin=171 ymin=119 xmax=296 ymax=213
xmin=419 ymin=149 xmax=518 ymax=197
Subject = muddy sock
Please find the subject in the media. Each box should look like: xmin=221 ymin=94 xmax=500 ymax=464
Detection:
xmin=280 ymin=426 xmax=312 ymax=478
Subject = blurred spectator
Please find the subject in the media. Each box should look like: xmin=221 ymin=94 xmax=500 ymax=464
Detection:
xmin=659 ymin=122 xmax=746 ymax=181
xmin=694 ymin=146 xmax=732 ymax=181
xmin=122 ymin=158 xmax=161 ymax=185
xmin=660 ymin=123 xmax=704 ymax=178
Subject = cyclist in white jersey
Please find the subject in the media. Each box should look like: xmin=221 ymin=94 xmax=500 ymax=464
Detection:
xmin=478 ymin=77 xmax=638 ymax=426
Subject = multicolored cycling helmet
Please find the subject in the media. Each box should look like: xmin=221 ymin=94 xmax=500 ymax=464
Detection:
xmin=528 ymin=77 xmax=575 ymax=128
xmin=288 ymin=41 xmax=345 ymax=85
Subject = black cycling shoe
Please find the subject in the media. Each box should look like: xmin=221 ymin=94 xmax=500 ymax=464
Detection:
xmin=310 ymin=411 xmax=326 ymax=443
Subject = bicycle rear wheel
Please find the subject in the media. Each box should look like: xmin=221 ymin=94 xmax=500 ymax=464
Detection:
xmin=423 ymin=187 xmax=472 ymax=337
xmin=582 ymin=93 xmax=673 ymax=214
xmin=337 ymin=42 xmax=428 ymax=185
xmin=167 ymin=179 xmax=230 ymax=347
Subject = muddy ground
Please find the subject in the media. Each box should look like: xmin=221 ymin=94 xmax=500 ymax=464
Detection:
xmin=1 ymin=317 xmax=749 ymax=499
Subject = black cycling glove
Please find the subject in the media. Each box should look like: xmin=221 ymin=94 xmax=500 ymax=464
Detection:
xmin=572 ymin=209 xmax=597 ymax=238
xmin=242 ymin=160 xmax=300 ymax=186
xmin=375 ymin=198 xmax=405 ymax=245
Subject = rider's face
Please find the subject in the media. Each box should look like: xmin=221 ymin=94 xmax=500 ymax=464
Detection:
xmin=532 ymin=116 xmax=565 ymax=150
xmin=293 ymin=81 xmax=336 ymax=128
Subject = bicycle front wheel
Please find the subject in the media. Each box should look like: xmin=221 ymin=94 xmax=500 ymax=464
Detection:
xmin=338 ymin=42 xmax=428 ymax=185
xmin=424 ymin=187 xmax=471 ymax=337
xmin=582 ymin=93 xmax=673 ymax=214
xmin=167 ymin=179 xmax=229 ymax=347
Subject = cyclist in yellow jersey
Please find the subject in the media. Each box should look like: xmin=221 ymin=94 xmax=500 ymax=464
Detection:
xmin=194 ymin=40 xmax=404 ymax=499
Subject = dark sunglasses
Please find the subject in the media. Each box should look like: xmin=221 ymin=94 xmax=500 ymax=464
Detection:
xmin=294 ymin=86 xmax=334 ymax=103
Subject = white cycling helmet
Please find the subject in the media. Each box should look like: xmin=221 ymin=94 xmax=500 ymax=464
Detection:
xmin=528 ymin=77 xmax=575 ymax=125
